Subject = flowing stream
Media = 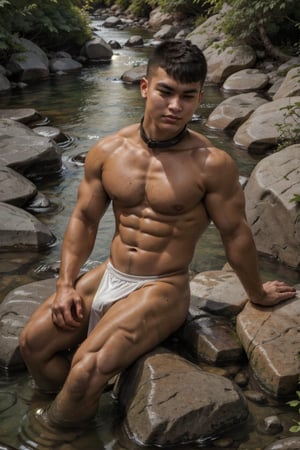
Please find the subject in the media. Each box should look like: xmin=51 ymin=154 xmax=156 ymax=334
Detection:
xmin=0 ymin=19 xmax=299 ymax=450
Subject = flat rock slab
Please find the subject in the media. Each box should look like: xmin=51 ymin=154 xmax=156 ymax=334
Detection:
xmin=0 ymin=167 xmax=37 ymax=206
xmin=245 ymin=144 xmax=300 ymax=268
xmin=0 ymin=119 xmax=62 ymax=177
xmin=0 ymin=108 xmax=43 ymax=124
xmin=206 ymin=92 xmax=268 ymax=131
xmin=233 ymin=96 xmax=300 ymax=152
xmin=237 ymin=287 xmax=300 ymax=397
xmin=189 ymin=269 xmax=248 ymax=316
xmin=0 ymin=202 xmax=55 ymax=251
xmin=117 ymin=348 xmax=248 ymax=446
xmin=0 ymin=278 xmax=56 ymax=370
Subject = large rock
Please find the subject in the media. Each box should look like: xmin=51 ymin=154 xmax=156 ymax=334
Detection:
xmin=117 ymin=348 xmax=248 ymax=446
xmin=187 ymin=13 xmax=226 ymax=51
xmin=0 ymin=167 xmax=37 ymax=206
xmin=0 ymin=118 xmax=62 ymax=177
xmin=0 ymin=278 xmax=56 ymax=370
xmin=237 ymin=290 xmax=300 ymax=397
xmin=148 ymin=7 xmax=174 ymax=29
xmin=0 ymin=73 xmax=10 ymax=91
xmin=244 ymin=145 xmax=300 ymax=268
xmin=204 ymin=42 xmax=256 ymax=84
xmin=7 ymin=38 xmax=49 ymax=82
xmin=233 ymin=96 xmax=300 ymax=153
xmin=0 ymin=108 xmax=44 ymax=124
xmin=222 ymin=68 xmax=269 ymax=93
xmin=49 ymin=57 xmax=82 ymax=74
xmin=206 ymin=92 xmax=268 ymax=132
xmin=80 ymin=37 xmax=113 ymax=61
xmin=273 ymin=66 xmax=300 ymax=99
xmin=0 ymin=202 xmax=55 ymax=251
xmin=121 ymin=64 xmax=147 ymax=84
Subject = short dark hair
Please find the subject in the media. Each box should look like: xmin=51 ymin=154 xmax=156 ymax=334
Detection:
xmin=146 ymin=39 xmax=207 ymax=86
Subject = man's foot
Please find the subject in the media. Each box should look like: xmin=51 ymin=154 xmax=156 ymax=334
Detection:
xmin=18 ymin=405 xmax=86 ymax=449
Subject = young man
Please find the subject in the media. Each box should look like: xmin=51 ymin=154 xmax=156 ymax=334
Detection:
xmin=19 ymin=39 xmax=296 ymax=430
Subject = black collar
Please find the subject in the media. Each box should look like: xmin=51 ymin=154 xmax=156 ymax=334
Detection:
xmin=140 ymin=117 xmax=187 ymax=149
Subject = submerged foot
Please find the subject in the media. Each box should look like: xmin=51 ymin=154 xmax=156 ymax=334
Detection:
xmin=18 ymin=405 xmax=86 ymax=449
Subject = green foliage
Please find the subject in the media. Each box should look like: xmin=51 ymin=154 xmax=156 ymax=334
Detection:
xmin=276 ymin=100 xmax=300 ymax=150
xmin=0 ymin=0 xmax=92 ymax=62
xmin=289 ymin=194 xmax=300 ymax=204
xmin=194 ymin=0 xmax=300 ymax=55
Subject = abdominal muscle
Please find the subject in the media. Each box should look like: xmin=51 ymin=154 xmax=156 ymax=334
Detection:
xmin=110 ymin=202 xmax=210 ymax=276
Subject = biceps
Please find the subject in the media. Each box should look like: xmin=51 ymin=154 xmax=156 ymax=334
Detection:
xmin=75 ymin=177 xmax=110 ymax=225
xmin=205 ymin=185 xmax=246 ymax=235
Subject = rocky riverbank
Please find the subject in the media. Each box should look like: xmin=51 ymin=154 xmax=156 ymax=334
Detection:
xmin=0 ymin=5 xmax=299 ymax=450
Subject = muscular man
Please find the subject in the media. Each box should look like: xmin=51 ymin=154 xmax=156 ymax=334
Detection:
xmin=19 ymin=39 xmax=296 ymax=430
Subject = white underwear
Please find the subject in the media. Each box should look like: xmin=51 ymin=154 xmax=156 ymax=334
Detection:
xmin=88 ymin=262 xmax=160 ymax=334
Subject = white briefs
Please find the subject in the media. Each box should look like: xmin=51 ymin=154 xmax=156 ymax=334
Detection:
xmin=88 ymin=262 xmax=160 ymax=334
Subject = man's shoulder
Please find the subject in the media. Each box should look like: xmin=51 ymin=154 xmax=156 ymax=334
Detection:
xmin=95 ymin=123 xmax=139 ymax=151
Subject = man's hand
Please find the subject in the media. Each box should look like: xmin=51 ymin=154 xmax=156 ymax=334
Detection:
xmin=51 ymin=285 xmax=84 ymax=331
xmin=251 ymin=280 xmax=297 ymax=307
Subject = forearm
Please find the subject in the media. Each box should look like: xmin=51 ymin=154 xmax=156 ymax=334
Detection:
xmin=57 ymin=216 xmax=98 ymax=288
xmin=222 ymin=224 xmax=265 ymax=303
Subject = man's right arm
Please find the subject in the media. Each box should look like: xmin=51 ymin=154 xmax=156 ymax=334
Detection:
xmin=51 ymin=143 xmax=111 ymax=329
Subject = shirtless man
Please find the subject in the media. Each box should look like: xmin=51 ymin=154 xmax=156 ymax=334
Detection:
xmin=19 ymin=39 xmax=296 ymax=430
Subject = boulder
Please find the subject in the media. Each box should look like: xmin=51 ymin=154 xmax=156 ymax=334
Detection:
xmin=0 ymin=202 xmax=55 ymax=252
xmin=148 ymin=7 xmax=174 ymax=29
xmin=0 ymin=278 xmax=56 ymax=370
xmin=121 ymin=64 xmax=147 ymax=84
xmin=237 ymin=290 xmax=300 ymax=397
xmin=103 ymin=16 xmax=123 ymax=28
xmin=233 ymin=96 xmax=300 ymax=153
xmin=0 ymin=118 xmax=62 ymax=177
xmin=273 ymin=66 xmax=300 ymax=99
xmin=244 ymin=145 xmax=300 ymax=268
xmin=49 ymin=57 xmax=82 ymax=74
xmin=7 ymin=38 xmax=49 ymax=83
xmin=0 ymin=108 xmax=44 ymax=125
xmin=153 ymin=24 xmax=178 ymax=40
xmin=0 ymin=73 xmax=10 ymax=91
xmin=204 ymin=42 xmax=257 ymax=84
xmin=222 ymin=68 xmax=269 ymax=93
xmin=0 ymin=167 xmax=37 ymax=206
xmin=124 ymin=35 xmax=144 ymax=47
xmin=81 ymin=37 xmax=113 ymax=61
xmin=206 ymin=92 xmax=268 ymax=132
xmin=117 ymin=348 xmax=248 ymax=446
xmin=187 ymin=13 xmax=226 ymax=51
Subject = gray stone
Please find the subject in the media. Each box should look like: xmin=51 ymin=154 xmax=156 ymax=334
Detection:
xmin=189 ymin=269 xmax=248 ymax=316
xmin=204 ymin=42 xmax=256 ymax=84
xmin=0 ymin=167 xmax=37 ymax=206
xmin=81 ymin=37 xmax=113 ymax=61
xmin=206 ymin=92 xmax=268 ymax=131
xmin=233 ymin=96 xmax=300 ymax=152
xmin=222 ymin=68 xmax=269 ymax=93
xmin=148 ymin=7 xmax=174 ymax=29
xmin=124 ymin=35 xmax=144 ymax=47
xmin=187 ymin=13 xmax=226 ymax=50
xmin=0 ymin=278 xmax=56 ymax=370
xmin=117 ymin=348 xmax=248 ymax=446
xmin=7 ymin=51 xmax=49 ymax=82
xmin=103 ymin=16 xmax=122 ymax=28
xmin=244 ymin=145 xmax=300 ymax=267
xmin=0 ymin=119 xmax=62 ymax=177
xmin=0 ymin=202 xmax=55 ymax=251
xmin=0 ymin=73 xmax=10 ymax=91
xmin=153 ymin=24 xmax=177 ymax=40
xmin=237 ymin=289 xmax=300 ymax=397
xmin=179 ymin=313 xmax=244 ymax=365
xmin=273 ymin=66 xmax=300 ymax=99
xmin=121 ymin=64 xmax=147 ymax=84
xmin=49 ymin=57 xmax=82 ymax=73
xmin=264 ymin=437 xmax=300 ymax=449
xmin=0 ymin=108 xmax=44 ymax=124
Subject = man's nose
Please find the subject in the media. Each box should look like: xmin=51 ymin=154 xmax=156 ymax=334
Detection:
xmin=169 ymin=96 xmax=182 ymax=111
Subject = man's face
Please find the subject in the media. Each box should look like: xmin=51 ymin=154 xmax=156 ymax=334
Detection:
xmin=140 ymin=67 xmax=203 ymax=131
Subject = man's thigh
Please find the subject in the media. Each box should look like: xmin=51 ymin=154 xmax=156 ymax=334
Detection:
xmin=73 ymin=273 xmax=190 ymax=374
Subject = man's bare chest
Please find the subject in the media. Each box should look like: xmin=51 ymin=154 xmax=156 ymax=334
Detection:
xmin=102 ymin=153 xmax=205 ymax=214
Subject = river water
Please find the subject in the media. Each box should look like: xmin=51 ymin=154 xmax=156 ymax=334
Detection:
xmin=0 ymin=19 xmax=299 ymax=450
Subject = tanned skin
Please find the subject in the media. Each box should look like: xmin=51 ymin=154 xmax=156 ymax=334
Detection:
xmin=19 ymin=55 xmax=296 ymax=430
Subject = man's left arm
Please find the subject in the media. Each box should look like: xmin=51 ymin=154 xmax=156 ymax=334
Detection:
xmin=204 ymin=148 xmax=296 ymax=306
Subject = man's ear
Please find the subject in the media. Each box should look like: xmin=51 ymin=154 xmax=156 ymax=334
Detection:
xmin=140 ymin=77 xmax=148 ymax=98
